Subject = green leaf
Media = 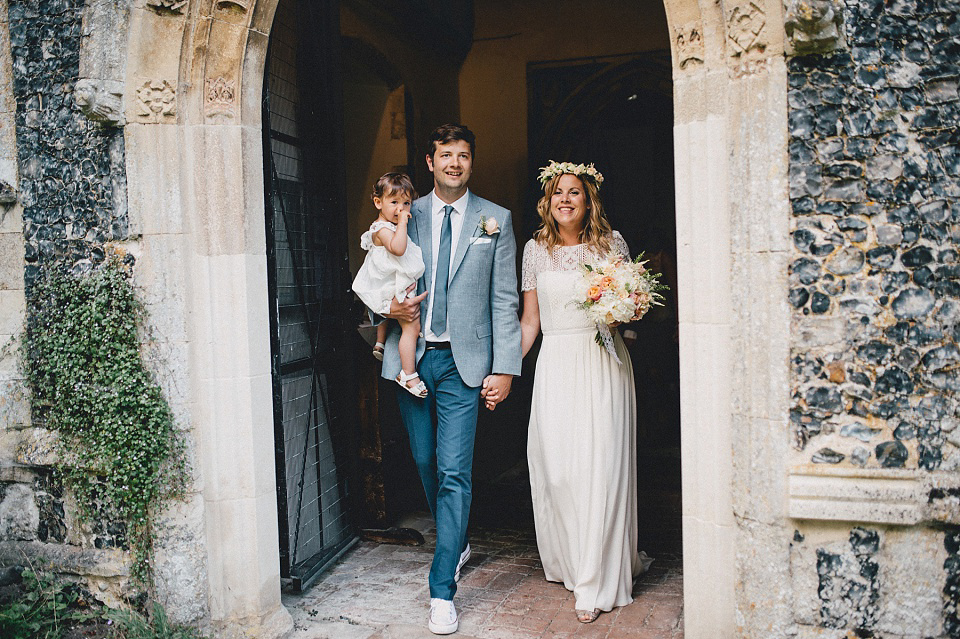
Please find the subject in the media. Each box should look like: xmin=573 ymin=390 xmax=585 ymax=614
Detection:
xmin=24 ymin=258 xmax=188 ymax=585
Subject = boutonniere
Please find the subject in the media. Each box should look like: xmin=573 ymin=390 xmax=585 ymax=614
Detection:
xmin=477 ymin=216 xmax=500 ymax=235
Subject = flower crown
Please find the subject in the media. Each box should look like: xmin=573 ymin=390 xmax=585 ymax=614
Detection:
xmin=537 ymin=160 xmax=604 ymax=190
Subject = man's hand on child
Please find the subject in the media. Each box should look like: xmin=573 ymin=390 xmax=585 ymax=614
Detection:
xmin=386 ymin=285 xmax=426 ymax=323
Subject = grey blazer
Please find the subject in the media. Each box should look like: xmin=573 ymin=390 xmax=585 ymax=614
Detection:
xmin=379 ymin=191 xmax=522 ymax=388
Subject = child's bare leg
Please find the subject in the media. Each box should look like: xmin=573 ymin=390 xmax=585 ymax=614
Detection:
xmin=398 ymin=317 xmax=420 ymax=388
xmin=376 ymin=321 xmax=388 ymax=346
xmin=371 ymin=320 xmax=388 ymax=360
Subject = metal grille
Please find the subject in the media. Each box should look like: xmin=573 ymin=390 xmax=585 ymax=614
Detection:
xmin=264 ymin=0 xmax=354 ymax=589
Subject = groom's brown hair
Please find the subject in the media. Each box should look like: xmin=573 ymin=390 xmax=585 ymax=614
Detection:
xmin=427 ymin=123 xmax=476 ymax=159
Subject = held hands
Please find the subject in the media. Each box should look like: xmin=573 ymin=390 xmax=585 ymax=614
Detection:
xmin=386 ymin=284 xmax=426 ymax=323
xmin=386 ymin=281 xmax=511 ymax=409
xmin=481 ymin=374 xmax=513 ymax=411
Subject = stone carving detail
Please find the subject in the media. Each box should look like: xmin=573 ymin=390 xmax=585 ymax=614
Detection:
xmin=674 ymin=21 xmax=705 ymax=69
xmin=726 ymin=1 xmax=767 ymax=56
xmin=215 ymin=0 xmax=249 ymax=11
xmin=785 ymin=0 xmax=845 ymax=55
xmin=74 ymin=79 xmax=125 ymax=127
xmin=146 ymin=0 xmax=188 ymax=13
xmin=136 ymin=80 xmax=176 ymax=123
xmin=205 ymin=76 xmax=236 ymax=117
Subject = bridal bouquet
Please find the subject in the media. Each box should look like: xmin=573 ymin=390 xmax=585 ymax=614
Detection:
xmin=574 ymin=254 xmax=666 ymax=362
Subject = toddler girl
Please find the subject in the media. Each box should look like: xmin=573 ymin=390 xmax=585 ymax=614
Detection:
xmin=352 ymin=172 xmax=427 ymax=397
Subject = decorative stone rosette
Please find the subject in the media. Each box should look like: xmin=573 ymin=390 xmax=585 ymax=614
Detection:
xmin=135 ymin=80 xmax=176 ymax=123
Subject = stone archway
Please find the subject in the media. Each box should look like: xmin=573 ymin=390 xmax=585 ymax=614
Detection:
xmin=106 ymin=0 xmax=792 ymax=636
xmin=119 ymin=1 xmax=290 ymax=636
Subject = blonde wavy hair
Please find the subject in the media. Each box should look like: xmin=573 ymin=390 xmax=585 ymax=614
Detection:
xmin=534 ymin=172 xmax=612 ymax=253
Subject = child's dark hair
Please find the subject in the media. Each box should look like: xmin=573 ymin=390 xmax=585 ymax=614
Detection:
xmin=372 ymin=172 xmax=417 ymax=202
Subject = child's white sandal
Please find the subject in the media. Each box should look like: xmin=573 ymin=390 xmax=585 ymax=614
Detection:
xmin=396 ymin=370 xmax=427 ymax=398
xmin=372 ymin=342 xmax=385 ymax=361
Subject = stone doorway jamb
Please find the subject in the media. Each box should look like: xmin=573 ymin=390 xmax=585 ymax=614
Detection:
xmin=663 ymin=0 xmax=791 ymax=636
xmin=119 ymin=0 xmax=290 ymax=636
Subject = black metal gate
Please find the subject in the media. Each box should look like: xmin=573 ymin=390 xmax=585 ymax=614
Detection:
xmin=263 ymin=0 xmax=356 ymax=590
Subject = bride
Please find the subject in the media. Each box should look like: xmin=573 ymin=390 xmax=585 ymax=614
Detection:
xmin=519 ymin=162 xmax=652 ymax=623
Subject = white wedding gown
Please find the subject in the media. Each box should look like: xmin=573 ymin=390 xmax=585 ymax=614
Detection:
xmin=521 ymin=232 xmax=652 ymax=612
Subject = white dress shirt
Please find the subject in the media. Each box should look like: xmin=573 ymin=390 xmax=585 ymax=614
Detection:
xmin=423 ymin=189 xmax=470 ymax=342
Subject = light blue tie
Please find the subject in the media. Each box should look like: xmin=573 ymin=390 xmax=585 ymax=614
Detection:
xmin=431 ymin=205 xmax=453 ymax=335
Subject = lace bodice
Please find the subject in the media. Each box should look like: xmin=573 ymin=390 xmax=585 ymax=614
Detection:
xmin=520 ymin=231 xmax=629 ymax=291
xmin=360 ymin=219 xmax=397 ymax=251
xmin=521 ymin=232 xmax=630 ymax=334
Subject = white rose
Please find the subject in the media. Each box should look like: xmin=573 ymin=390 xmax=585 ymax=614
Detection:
xmin=484 ymin=217 xmax=499 ymax=234
xmin=612 ymin=298 xmax=635 ymax=323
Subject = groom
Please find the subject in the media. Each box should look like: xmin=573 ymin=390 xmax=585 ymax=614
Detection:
xmin=380 ymin=123 xmax=521 ymax=634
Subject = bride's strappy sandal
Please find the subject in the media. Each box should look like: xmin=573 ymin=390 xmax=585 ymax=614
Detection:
xmin=576 ymin=609 xmax=600 ymax=623
xmin=396 ymin=370 xmax=428 ymax=398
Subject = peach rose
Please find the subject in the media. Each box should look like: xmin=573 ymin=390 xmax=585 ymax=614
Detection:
xmin=483 ymin=217 xmax=499 ymax=234
xmin=587 ymin=286 xmax=603 ymax=301
xmin=599 ymin=276 xmax=614 ymax=290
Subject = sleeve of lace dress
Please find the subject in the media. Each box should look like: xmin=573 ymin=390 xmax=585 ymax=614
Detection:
xmin=520 ymin=238 xmax=538 ymax=291
xmin=612 ymin=230 xmax=630 ymax=259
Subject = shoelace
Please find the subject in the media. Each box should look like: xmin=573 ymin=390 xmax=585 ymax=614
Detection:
xmin=431 ymin=601 xmax=455 ymax=622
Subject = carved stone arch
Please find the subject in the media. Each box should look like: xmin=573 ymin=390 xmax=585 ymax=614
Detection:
xmin=663 ymin=0 xmax=721 ymax=73
xmin=117 ymin=0 xmax=292 ymax=636
xmin=180 ymin=0 xmax=255 ymax=123
xmin=118 ymin=0 xmax=281 ymax=127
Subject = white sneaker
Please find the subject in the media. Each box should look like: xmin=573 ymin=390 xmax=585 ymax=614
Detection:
xmin=454 ymin=543 xmax=471 ymax=582
xmin=428 ymin=598 xmax=458 ymax=635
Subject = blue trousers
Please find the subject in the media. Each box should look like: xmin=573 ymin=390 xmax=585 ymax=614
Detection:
xmin=396 ymin=348 xmax=480 ymax=600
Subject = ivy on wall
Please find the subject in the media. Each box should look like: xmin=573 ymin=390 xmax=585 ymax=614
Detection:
xmin=24 ymin=255 xmax=185 ymax=580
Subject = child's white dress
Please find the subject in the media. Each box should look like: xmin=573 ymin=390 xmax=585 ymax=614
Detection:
xmin=352 ymin=219 xmax=425 ymax=315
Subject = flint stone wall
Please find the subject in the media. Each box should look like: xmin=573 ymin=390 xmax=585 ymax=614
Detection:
xmin=789 ymin=0 xmax=960 ymax=472
xmin=9 ymin=0 xmax=128 ymax=288
xmin=2 ymin=0 xmax=209 ymax=627
xmin=787 ymin=0 xmax=960 ymax=636
xmin=0 ymin=0 xmax=132 ymax=605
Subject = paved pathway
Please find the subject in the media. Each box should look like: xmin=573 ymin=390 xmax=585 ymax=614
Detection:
xmin=283 ymin=513 xmax=683 ymax=639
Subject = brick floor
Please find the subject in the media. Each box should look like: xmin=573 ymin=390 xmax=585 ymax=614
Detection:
xmin=284 ymin=512 xmax=683 ymax=639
